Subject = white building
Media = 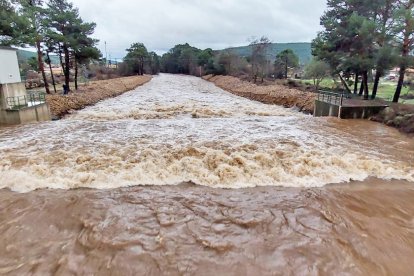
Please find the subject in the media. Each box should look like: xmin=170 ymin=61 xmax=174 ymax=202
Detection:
xmin=0 ymin=46 xmax=22 ymax=84
xmin=0 ymin=47 xmax=50 ymax=125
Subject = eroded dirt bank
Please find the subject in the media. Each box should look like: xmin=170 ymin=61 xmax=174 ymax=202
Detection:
xmin=1 ymin=180 xmax=414 ymax=275
xmin=371 ymin=103 xmax=414 ymax=134
xmin=203 ymin=75 xmax=316 ymax=113
xmin=46 ymin=75 xmax=152 ymax=118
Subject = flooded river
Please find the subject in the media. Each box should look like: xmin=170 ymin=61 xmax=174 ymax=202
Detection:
xmin=0 ymin=74 xmax=413 ymax=275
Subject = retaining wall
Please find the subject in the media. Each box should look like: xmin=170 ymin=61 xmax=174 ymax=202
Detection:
xmin=314 ymin=100 xmax=387 ymax=119
xmin=0 ymin=103 xmax=51 ymax=125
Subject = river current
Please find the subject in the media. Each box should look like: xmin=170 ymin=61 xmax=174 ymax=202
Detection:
xmin=0 ymin=74 xmax=412 ymax=191
xmin=0 ymin=74 xmax=413 ymax=275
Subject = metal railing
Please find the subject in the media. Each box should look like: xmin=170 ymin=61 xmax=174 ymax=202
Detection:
xmin=317 ymin=90 xmax=347 ymax=106
xmin=5 ymin=92 xmax=46 ymax=110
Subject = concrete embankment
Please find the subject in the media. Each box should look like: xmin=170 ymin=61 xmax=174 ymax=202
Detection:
xmin=46 ymin=75 xmax=152 ymax=118
xmin=203 ymin=75 xmax=316 ymax=114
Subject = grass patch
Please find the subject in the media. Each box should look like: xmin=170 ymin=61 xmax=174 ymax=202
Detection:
xmin=376 ymin=83 xmax=413 ymax=104
xmin=299 ymin=78 xmax=414 ymax=104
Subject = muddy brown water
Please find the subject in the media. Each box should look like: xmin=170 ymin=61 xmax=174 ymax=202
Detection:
xmin=0 ymin=74 xmax=413 ymax=275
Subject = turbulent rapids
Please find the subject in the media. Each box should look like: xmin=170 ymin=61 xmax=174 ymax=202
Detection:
xmin=0 ymin=74 xmax=413 ymax=192
xmin=1 ymin=74 xmax=414 ymax=275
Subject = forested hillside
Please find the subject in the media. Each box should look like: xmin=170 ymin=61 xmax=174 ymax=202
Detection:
xmin=219 ymin=43 xmax=312 ymax=65
xmin=17 ymin=49 xmax=60 ymax=65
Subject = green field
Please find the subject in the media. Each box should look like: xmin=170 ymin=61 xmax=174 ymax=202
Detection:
xmin=300 ymin=78 xmax=414 ymax=104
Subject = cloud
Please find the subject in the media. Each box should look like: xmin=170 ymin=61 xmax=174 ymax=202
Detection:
xmin=70 ymin=0 xmax=327 ymax=59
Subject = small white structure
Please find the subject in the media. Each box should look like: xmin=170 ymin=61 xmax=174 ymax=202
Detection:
xmin=0 ymin=46 xmax=22 ymax=84
xmin=0 ymin=47 xmax=51 ymax=125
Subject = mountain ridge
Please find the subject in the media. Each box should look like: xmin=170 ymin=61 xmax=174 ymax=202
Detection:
xmin=219 ymin=42 xmax=312 ymax=65
xmin=17 ymin=49 xmax=60 ymax=65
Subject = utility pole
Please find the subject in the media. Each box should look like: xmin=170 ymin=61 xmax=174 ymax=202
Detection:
xmin=105 ymin=41 xmax=108 ymax=68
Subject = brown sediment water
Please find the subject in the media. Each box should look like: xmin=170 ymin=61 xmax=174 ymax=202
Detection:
xmin=0 ymin=74 xmax=413 ymax=274
xmin=1 ymin=181 xmax=414 ymax=275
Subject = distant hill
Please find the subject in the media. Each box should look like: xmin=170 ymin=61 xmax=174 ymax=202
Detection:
xmin=17 ymin=49 xmax=60 ymax=65
xmin=220 ymin=42 xmax=312 ymax=65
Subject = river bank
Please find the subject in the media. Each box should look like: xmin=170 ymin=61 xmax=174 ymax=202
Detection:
xmin=371 ymin=103 xmax=414 ymax=134
xmin=46 ymin=75 xmax=152 ymax=118
xmin=203 ymin=75 xmax=414 ymax=134
xmin=202 ymin=75 xmax=316 ymax=114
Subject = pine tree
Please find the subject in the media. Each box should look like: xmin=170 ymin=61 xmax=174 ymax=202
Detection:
xmin=275 ymin=49 xmax=299 ymax=80
xmin=7 ymin=0 xmax=52 ymax=93
xmin=124 ymin=43 xmax=149 ymax=75
xmin=44 ymin=37 xmax=58 ymax=93
xmin=147 ymin=52 xmax=160 ymax=75
xmin=371 ymin=0 xmax=397 ymax=99
xmin=393 ymin=0 xmax=414 ymax=102
xmin=70 ymin=21 xmax=100 ymax=89
xmin=45 ymin=0 xmax=78 ymax=90
xmin=45 ymin=0 xmax=98 ymax=91
xmin=0 ymin=0 xmax=29 ymax=46
xmin=312 ymin=0 xmax=395 ymax=99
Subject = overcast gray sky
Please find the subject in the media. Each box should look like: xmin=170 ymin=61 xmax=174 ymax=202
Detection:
xmin=70 ymin=0 xmax=327 ymax=59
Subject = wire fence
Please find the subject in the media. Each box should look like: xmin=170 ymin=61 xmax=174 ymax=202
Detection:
xmin=4 ymin=92 xmax=46 ymax=110
xmin=317 ymin=90 xmax=347 ymax=106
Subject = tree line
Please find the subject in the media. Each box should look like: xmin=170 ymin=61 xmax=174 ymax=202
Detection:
xmin=312 ymin=0 xmax=414 ymax=102
xmin=1 ymin=1 xmax=303 ymax=94
xmin=120 ymin=43 xmax=218 ymax=77
xmin=119 ymin=42 xmax=160 ymax=76
xmin=0 ymin=1 xmax=308 ymax=94
xmin=157 ymin=39 xmax=300 ymax=83
xmin=1 ymin=0 xmax=100 ymax=93
xmin=5 ymin=0 xmax=409 ymax=102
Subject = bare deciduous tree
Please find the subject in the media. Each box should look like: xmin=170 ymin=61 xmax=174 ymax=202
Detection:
xmin=249 ymin=36 xmax=271 ymax=83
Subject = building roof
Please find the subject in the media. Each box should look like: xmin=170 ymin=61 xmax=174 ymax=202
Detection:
xmin=390 ymin=67 xmax=414 ymax=73
xmin=0 ymin=46 xmax=18 ymax=51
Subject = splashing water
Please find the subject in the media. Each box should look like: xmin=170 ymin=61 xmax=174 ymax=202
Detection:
xmin=0 ymin=74 xmax=413 ymax=192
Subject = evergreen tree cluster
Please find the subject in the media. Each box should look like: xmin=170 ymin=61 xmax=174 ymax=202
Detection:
xmin=0 ymin=0 xmax=101 ymax=93
xmin=313 ymin=0 xmax=414 ymax=102
xmin=122 ymin=43 xmax=160 ymax=76
xmin=159 ymin=41 xmax=301 ymax=82
xmin=160 ymin=43 xmax=218 ymax=76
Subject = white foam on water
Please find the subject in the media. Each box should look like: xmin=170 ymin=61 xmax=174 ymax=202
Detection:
xmin=0 ymin=74 xmax=413 ymax=193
